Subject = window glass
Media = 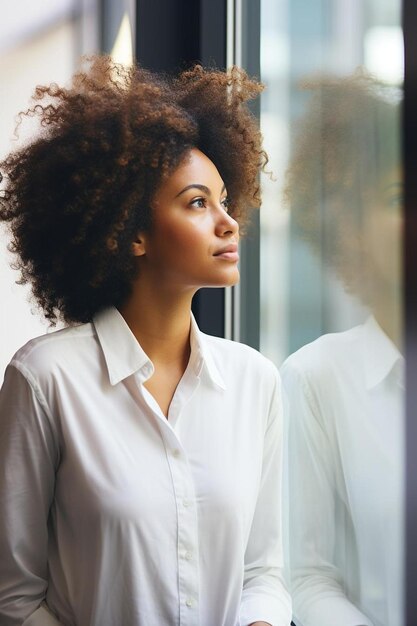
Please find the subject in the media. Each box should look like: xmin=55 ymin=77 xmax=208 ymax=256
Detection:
xmin=258 ymin=1 xmax=404 ymax=625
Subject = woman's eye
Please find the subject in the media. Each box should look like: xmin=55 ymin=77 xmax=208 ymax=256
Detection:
xmin=387 ymin=193 xmax=403 ymax=210
xmin=190 ymin=197 xmax=207 ymax=209
xmin=221 ymin=196 xmax=230 ymax=212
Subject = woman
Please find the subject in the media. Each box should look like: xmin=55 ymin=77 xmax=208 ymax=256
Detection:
xmin=281 ymin=74 xmax=403 ymax=626
xmin=0 ymin=56 xmax=291 ymax=626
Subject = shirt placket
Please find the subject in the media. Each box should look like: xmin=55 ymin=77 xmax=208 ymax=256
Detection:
xmin=165 ymin=439 xmax=200 ymax=625
xmin=137 ymin=369 xmax=202 ymax=626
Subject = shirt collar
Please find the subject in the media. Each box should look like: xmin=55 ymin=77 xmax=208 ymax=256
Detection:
xmin=189 ymin=314 xmax=226 ymax=390
xmin=362 ymin=315 xmax=403 ymax=390
xmin=93 ymin=306 xmax=226 ymax=390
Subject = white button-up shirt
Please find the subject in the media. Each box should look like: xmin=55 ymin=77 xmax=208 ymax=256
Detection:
xmin=281 ymin=317 xmax=404 ymax=626
xmin=0 ymin=306 xmax=291 ymax=626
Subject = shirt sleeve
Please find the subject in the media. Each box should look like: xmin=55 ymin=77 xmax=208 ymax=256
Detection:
xmin=239 ymin=366 xmax=292 ymax=626
xmin=280 ymin=359 xmax=374 ymax=626
xmin=0 ymin=362 xmax=62 ymax=626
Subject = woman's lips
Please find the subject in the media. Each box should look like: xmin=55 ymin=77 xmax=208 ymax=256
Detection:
xmin=213 ymin=243 xmax=239 ymax=261
xmin=214 ymin=251 xmax=239 ymax=262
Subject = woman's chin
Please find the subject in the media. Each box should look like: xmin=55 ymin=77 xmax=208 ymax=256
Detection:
xmin=218 ymin=268 xmax=240 ymax=287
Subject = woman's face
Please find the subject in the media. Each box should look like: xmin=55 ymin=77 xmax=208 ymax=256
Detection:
xmin=365 ymin=166 xmax=403 ymax=294
xmin=134 ymin=148 xmax=240 ymax=291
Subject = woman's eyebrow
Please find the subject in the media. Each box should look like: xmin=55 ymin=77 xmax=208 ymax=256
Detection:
xmin=175 ymin=183 xmax=226 ymax=198
xmin=175 ymin=184 xmax=210 ymax=198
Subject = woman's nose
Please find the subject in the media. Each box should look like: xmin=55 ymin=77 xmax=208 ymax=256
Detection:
xmin=215 ymin=207 xmax=239 ymax=237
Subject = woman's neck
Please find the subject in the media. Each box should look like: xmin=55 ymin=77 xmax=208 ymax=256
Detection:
xmin=118 ymin=279 xmax=195 ymax=368
xmin=372 ymin=297 xmax=403 ymax=353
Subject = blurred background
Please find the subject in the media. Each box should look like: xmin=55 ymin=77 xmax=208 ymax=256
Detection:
xmin=1 ymin=1 xmax=415 ymax=624
xmin=0 ymin=0 xmax=134 ymax=371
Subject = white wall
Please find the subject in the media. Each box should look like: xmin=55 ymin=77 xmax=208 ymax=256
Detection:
xmin=0 ymin=20 xmax=77 ymax=382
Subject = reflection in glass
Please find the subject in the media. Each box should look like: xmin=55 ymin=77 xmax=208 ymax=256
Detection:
xmin=257 ymin=0 xmax=404 ymax=623
xmin=281 ymin=74 xmax=404 ymax=626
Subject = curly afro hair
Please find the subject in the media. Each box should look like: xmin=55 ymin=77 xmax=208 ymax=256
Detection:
xmin=0 ymin=55 xmax=267 ymax=325
xmin=284 ymin=71 xmax=400 ymax=298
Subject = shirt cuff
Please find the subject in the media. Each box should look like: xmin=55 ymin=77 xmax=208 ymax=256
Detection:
xmin=293 ymin=594 xmax=374 ymax=626
xmin=240 ymin=596 xmax=292 ymax=626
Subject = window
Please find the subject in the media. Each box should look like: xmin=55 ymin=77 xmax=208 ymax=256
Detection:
xmin=250 ymin=1 xmax=404 ymax=624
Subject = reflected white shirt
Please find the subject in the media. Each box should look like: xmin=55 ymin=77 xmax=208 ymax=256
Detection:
xmin=281 ymin=317 xmax=404 ymax=626
xmin=0 ymin=306 xmax=291 ymax=626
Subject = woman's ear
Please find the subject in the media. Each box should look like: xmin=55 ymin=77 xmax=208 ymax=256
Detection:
xmin=131 ymin=233 xmax=147 ymax=257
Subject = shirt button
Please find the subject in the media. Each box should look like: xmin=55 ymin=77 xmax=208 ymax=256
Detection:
xmin=184 ymin=551 xmax=193 ymax=560
xmin=186 ymin=598 xmax=193 ymax=608
xmin=182 ymin=498 xmax=191 ymax=507
xmin=172 ymin=449 xmax=181 ymax=458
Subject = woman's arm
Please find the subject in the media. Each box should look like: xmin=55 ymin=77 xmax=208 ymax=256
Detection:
xmin=239 ymin=366 xmax=292 ymax=626
xmin=281 ymin=359 xmax=373 ymax=626
xmin=0 ymin=363 xmax=61 ymax=625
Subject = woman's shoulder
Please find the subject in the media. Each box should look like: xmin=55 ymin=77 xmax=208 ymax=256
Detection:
xmin=9 ymin=322 xmax=96 ymax=380
xmin=280 ymin=323 xmax=365 ymax=386
xmin=201 ymin=333 xmax=279 ymax=384
xmin=204 ymin=332 xmax=273 ymax=360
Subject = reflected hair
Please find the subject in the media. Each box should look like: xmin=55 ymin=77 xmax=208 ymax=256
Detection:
xmin=284 ymin=70 xmax=401 ymax=296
